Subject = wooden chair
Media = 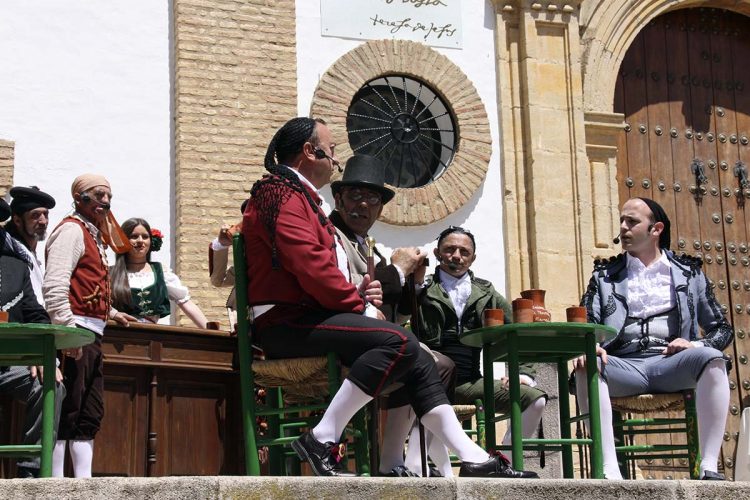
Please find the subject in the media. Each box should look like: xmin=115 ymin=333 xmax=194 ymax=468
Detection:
xmin=233 ymin=233 xmax=371 ymax=475
xmin=611 ymin=390 xmax=700 ymax=479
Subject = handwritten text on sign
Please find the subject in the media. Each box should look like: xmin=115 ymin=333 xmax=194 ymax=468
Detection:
xmin=321 ymin=0 xmax=462 ymax=49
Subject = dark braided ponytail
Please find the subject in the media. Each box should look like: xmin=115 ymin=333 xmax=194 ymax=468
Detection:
xmin=250 ymin=117 xmax=329 ymax=268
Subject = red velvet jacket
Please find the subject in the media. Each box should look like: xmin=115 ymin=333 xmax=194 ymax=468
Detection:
xmin=243 ymin=174 xmax=366 ymax=315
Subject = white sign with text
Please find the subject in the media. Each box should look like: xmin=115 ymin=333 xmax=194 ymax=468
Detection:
xmin=321 ymin=0 xmax=462 ymax=49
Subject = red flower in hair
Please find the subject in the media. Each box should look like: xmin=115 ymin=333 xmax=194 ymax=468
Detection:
xmin=150 ymin=228 xmax=164 ymax=252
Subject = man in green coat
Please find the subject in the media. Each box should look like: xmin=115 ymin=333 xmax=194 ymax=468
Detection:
xmin=415 ymin=226 xmax=547 ymax=448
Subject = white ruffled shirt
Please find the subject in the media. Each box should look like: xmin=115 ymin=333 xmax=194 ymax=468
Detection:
xmin=626 ymin=251 xmax=675 ymax=319
xmin=127 ymin=264 xmax=191 ymax=304
xmin=438 ymin=269 xmax=472 ymax=328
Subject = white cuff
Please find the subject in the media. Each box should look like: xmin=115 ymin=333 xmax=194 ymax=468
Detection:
xmin=393 ymin=264 xmax=406 ymax=287
xmin=211 ymin=238 xmax=230 ymax=251
xmin=519 ymin=374 xmax=537 ymax=387
xmin=690 ymin=340 xmax=704 ymax=348
xmin=364 ymin=303 xmax=379 ymax=318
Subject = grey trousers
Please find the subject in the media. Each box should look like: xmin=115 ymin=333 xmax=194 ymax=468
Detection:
xmin=0 ymin=366 xmax=66 ymax=470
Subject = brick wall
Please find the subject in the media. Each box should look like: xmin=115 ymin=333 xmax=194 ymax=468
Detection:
xmin=0 ymin=139 xmax=14 ymax=198
xmin=173 ymin=0 xmax=297 ymax=327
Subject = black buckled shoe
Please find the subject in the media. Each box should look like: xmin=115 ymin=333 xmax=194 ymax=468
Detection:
xmin=381 ymin=465 xmax=419 ymax=477
xmin=701 ymin=470 xmax=725 ymax=480
xmin=291 ymin=431 xmax=356 ymax=476
xmin=429 ymin=466 xmax=443 ymax=477
xmin=459 ymin=451 xmax=539 ymax=479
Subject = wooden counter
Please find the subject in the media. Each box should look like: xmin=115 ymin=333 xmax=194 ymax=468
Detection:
xmin=2 ymin=322 xmax=244 ymax=477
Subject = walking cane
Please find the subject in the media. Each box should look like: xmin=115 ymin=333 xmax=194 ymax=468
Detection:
xmin=365 ymin=237 xmax=381 ymax=475
xmin=407 ymin=263 xmax=429 ymax=477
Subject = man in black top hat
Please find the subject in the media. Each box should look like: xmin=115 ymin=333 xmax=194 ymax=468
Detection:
xmin=330 ymin=154 xmax=425 ymax=322
xmin=329 ymin=154 xmax=457 ymax=476
xmin=0 ymin=197 xmax=64 ymax=478
xmin=6 ymin=186 xmax=56 ymax=306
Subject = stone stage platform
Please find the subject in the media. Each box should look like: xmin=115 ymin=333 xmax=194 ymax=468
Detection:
xmin=1 ymin=476 xmax=749 ymax=499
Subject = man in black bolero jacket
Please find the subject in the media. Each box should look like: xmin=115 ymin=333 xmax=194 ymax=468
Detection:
xmin=0 ymin=197 xmax=64 ymax=478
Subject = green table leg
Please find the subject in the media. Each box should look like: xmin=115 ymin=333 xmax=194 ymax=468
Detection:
xmin=557 ymin=359 xmax=574 ymax=478
xmin=482 ymin=347 xmax=496 ymax=451
xmin=40 ymin=335 xmax=55 ymax=477
xmin=507 ymin=332 xmax=523 ymax=469
xmin=585 ymin=332 xmax=604 ymax=479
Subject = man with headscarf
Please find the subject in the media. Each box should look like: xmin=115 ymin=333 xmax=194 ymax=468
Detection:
xmin=575 ymin=197 xmax=733 ymax=480
xmin=5 ymin=186 xmax=56 ymax=305
xmin=0 ymin=197 xmax=63 ymax=478
xmin=43 ymin=174 xmax=135 ymax=478
xmin=244 ymin=116 xmax=537 ymax=478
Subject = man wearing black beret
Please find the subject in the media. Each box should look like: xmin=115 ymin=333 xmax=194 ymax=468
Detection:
xmin=0 ymin=197 xmax=62 ymax=478
xmin=6 ymin=186 xmax=56 ymax=306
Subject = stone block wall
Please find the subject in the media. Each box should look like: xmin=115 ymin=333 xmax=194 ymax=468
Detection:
xmin=0 ymin=139 xmax=14 ymax=198
xmin=173 ymin=0 xmax=297 ymax=326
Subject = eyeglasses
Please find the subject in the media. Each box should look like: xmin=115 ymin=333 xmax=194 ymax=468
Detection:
xmin=343 ymin=189 xmax=382 ymax=206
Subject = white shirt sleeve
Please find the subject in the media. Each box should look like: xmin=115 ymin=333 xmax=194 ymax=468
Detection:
xmin=210 ymin=238 xmax=229 ymax=251
xmin=43 ymin=222 xmax=85 ymax=327
xmin=164 ymin=268 xmax=191 ymax=304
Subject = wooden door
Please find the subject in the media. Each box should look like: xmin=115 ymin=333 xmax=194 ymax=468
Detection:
xmin=615 ymin=7 xmax=750 ymax=480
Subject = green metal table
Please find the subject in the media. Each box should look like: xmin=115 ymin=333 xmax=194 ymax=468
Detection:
xmin=461 ymin=322 xmax=616 ymax=478
xmin=0 ymin=323 xmax=95 ymax=477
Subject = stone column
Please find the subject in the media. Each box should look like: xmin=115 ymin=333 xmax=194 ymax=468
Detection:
xmin=493 ymin=0 xmax=601 ymax=478
xmin=494 ymin=0 xmax=589 ymax=312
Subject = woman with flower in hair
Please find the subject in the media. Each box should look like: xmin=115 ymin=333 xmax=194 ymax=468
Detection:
xmin=110 ymin=218 xmax=208 ymax=328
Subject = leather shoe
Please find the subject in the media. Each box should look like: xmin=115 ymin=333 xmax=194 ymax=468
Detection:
xmin=428 ymin=466 xmax=443 ymax=477
xmin=459 ymin=452 xmax=539 ymax=478
xmin=381 ymin=465 xmax=419 ymax=477
xmin=291 ymin=431 xmax=356 ymax=476
xmin=701 ymin=470 xmax=725 ymax=480
xmin=15 ymin=466 xmax=39 ymax=479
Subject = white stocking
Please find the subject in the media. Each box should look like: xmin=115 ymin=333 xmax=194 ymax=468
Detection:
xmin=575 ymin=367 xmax=621 ymax=479
xmin=403 ymin=424 xmax=454 ymax=477
xmin=502 ymin=396 xmax=546 ymax=445
xmin=695 ymin=358 xmax=729 ymax=476
xmin=52 ymin=439 xmax=66 ymax=477
xmin=312 ymin=379 xmax=373 ymax=444
xmin=379 ymin=405 xmax=415 ymax=474
xmin=69 ymin=439 xmax=94 ymax=478
xmin=419 ymin=404 xmax=488 ymax=464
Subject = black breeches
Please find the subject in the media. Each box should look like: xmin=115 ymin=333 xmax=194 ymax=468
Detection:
xmin=258 ymin=310 xmax=449 ymax=417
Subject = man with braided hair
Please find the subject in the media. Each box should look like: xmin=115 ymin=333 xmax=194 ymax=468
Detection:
xmin=243 ymin=117 xmax=537 ymax=478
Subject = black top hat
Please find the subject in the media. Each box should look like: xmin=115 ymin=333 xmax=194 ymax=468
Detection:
xmin=330 ymin=154 xmax=396 ymax=204
xmin=0 ymin=198 xmax=10 ymax=222
xmin=9 ymin=186 xmax=56 ymax=215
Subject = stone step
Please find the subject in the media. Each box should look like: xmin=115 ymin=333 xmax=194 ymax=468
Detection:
xmin=1 ymin=476 xmax=749 ymax=499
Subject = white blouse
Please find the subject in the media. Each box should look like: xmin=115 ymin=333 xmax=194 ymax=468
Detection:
xmin=128 ymin=264 xmax=191 ymax=305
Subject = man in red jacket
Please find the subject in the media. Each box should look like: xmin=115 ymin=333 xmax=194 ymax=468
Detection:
xmin=243 ymin=117 xmax=537 ymax=478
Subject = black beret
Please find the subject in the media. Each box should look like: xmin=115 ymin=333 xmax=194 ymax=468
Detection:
xmin=9 ymin=186 xmax=56 ymax=214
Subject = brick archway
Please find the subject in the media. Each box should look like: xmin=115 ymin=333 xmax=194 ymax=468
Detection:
xmin=311 ymin=39 xmax=492 ymax=226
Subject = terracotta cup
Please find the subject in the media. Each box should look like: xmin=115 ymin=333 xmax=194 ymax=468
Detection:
xmin=482 ymin=308 xmax=505 ymax=327
xmin=0 ymin=311 xmax=8 ymax=323
xmin=512 ymin=298 xmax=534 ymax=323
xmin=566 ymin=306 xmax=588 ymax=323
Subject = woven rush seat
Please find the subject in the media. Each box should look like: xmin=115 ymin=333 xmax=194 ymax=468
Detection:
xmin=611 ymin=393 xmax=685 ymax=413
xmin=252 ymin=356 xmax=349 ymax=403
xmin=453 ymin=404 xmax=478 ymax=422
